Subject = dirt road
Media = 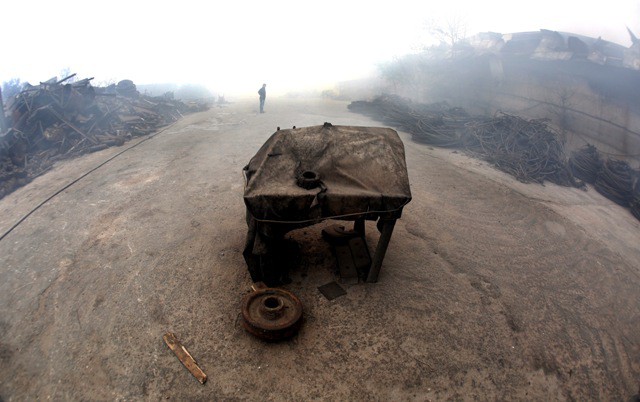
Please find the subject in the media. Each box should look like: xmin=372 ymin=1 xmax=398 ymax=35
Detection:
xmin=0 ymin=98 xmax=638 ymax=400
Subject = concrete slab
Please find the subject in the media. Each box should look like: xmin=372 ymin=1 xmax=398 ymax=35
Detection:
xmin=0 ymin=98 xmax=638 ymax=400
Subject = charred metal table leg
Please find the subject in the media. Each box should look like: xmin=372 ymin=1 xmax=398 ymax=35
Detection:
xmin=354 ymin=218 xmax=365 ymax=236
xmin=366 ymin=219 xmax=397 ymax=283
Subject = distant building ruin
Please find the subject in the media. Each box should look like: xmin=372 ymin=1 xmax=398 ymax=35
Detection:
xmin=381 ymin=29 xmax=640 ymax=166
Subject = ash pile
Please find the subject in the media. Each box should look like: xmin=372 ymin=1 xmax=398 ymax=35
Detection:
xmin=349 ymin=95 xmax=640 ymax=222
xmin=0 ymin=74 xmax=208 ymax=199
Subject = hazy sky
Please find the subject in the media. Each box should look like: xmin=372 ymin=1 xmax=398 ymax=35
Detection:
xmin=2 ymin=0 xmax=639 ymax=96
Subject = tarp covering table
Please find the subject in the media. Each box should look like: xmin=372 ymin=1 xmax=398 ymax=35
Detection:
xmin=242 ymin=123 xmax=412 ymax=284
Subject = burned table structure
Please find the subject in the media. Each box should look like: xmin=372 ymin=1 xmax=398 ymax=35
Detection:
xmin=242 ymin=123 xmax=411 ymax=284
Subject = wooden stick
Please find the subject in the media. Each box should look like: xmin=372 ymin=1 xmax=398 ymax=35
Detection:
xmin=50 ymin=109 xmax=97 ymax=144
xmin=65 ymin=137 xmax=85 ymax=155
xmin=55 ymin=73 xmax=77 ymax=85
xmin=163 ymin=332 xmax=207 ymax=384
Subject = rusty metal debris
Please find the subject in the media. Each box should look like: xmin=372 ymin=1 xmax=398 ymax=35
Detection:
xmin=0 ymin=74 xmax=208 ymax=199
xmin=241 ymin=284 xmax=303 ymax=341
xmin=163 ymin=332 xmax=207 ymax=384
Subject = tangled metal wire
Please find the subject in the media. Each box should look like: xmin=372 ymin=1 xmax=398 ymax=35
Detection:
xmin=631 ymin=180 xmax=640 ymax=220
xmin=349 ymin=95 xmax=640 ymax=222
xmin=594 ymin=159 xmax=635 ymax=207
xmin=349 ymin=95 xmax=575 ymax=186
xmin=349 ymin=95 xmax=468 ymax=148
xmin=569 ymin=144 xmax=602 ymax=184
xmin=463 ymin=113 xmax=576 ymax=186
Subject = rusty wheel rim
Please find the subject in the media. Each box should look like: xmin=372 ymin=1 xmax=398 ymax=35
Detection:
xmin=241 ymin=288 xmax=303 ymax=341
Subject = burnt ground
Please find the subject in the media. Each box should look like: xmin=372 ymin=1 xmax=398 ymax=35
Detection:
xmin=0 ymin=98 xmax=638 ymax=400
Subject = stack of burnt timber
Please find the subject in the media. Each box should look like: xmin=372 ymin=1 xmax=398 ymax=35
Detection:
xmin=0 ymin=74 xmax=207 ymax=199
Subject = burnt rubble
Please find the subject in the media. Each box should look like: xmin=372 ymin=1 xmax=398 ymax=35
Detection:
xmin=349 ymin=95 xmax=640 ymax=222
xmin=348 ymin=95 xmax=577 ymax=186
xmin=0 ymin=75 xmax=209 ymax=199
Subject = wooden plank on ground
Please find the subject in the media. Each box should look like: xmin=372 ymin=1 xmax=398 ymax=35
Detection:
xmin=163 ymin=332 xmax=207 ymax=384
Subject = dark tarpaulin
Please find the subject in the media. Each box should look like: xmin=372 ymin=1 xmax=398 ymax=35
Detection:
xmin=242 ymin=124 xmax=412 ymax=284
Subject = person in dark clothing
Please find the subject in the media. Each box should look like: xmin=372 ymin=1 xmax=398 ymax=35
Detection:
xmin=258 ymin=84 xmax=266 ymax=113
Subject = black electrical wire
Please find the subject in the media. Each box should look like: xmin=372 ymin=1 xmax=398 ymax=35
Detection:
xmin=0 ymin=123 xmax=174 ymax=243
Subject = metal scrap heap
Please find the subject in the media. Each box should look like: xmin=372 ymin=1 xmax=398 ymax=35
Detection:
xmin=349 ymin=95 xmax=576 ymax=186
xmin=463 ymin=113 xmax=576 ymax=186
xmin=570 ymin=145 xmax=639 ymax=218
xmin=0 ymin=74 xmax=208 ymax=199
xmin=349 ymin=95 xmax=640 ymax=221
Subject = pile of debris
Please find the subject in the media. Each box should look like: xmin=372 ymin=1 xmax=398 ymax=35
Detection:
xmin=631 ymin=181 xmax=640 ymax=220
xmin=0 ymin=75 xmax=208 ymax=199
xmin=594 ymin=159 xmax=635 ymax=206
xmin=348 ymin=95 xmax=470 ymax=148
xmin=569 ymin=145 xmax=640 ymax=218
xmin=349 ymin=95 xmax=575 ymax=186
xmin=568 ymin=144 xmax=602 ymax=183
xmin=463 ymin=113 xmax=576 ymax=186
xmin=348 ymin=95 xmax=640 ymax=221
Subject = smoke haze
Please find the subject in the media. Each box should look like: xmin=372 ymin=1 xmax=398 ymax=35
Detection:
xmin=2 ymin=0 xmax=639 ymax=95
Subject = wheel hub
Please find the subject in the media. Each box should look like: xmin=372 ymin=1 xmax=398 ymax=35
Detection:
xmin=241 ymin=287 xmax=303 ymax=341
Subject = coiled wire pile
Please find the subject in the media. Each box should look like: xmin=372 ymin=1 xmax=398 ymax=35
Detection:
xmin=349 ymin=95 xmax=574 ymax=186
xmin=595 ymin=159 xmax=634 ymax=207
xmin=569 ymin=144 xmax=602 ymax=184
xmin=630 ymin=180 xmax=640 ymax=220
xmin=463 ymin=113 xmax=575 ymax=185
xmin=348 ymin=95 xmax=468 ymax=148
xmin=349 ymin=95 xmax=640 ymax=221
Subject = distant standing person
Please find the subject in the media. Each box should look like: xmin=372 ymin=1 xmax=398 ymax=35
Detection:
xmin=258 ymin=84 xmax=266 ymax=113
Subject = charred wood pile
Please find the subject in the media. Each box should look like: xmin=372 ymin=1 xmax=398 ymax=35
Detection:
xmin=0 ymin=74 xmax=208 ymax=199
xmin=349 ymin=95 xmax=640 ymax=221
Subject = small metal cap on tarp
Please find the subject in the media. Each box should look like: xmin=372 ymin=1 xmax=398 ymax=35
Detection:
xmin=297 ymin=170 xmax=321 ymax=189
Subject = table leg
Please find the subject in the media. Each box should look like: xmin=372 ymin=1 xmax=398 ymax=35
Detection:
xmin=354 ymin=218 xmax=365 ymax=236
xmin=366 ymin=219 xmax=397 ymax=283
